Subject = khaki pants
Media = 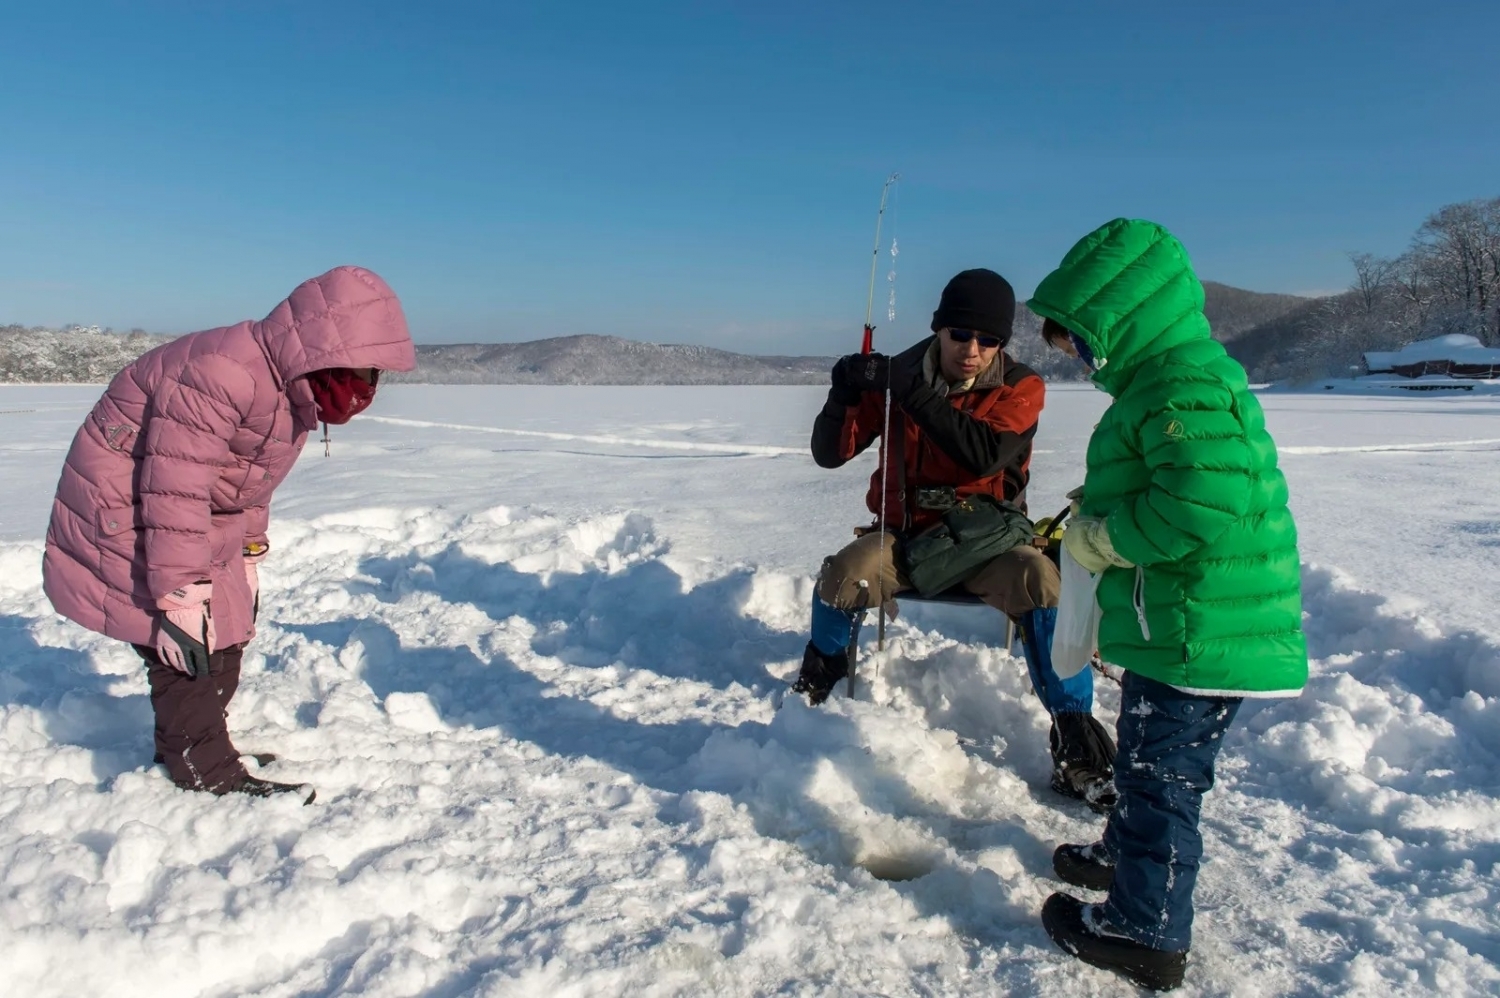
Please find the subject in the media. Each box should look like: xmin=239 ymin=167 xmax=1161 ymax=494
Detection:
xmin=817 ymin=530 xmax=1059 ymax=618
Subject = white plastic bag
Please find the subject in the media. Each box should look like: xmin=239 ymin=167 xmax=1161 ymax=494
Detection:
xmin=1053 ymin=544 xmax=1103 ymax=680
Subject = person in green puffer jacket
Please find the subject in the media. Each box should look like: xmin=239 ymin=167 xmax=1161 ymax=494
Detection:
xmin=1026 ymin=218 xmax=1308 ymax=992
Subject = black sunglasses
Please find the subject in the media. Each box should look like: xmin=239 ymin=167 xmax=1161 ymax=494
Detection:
xmin=945 ymin=328 xmax=1003 ymax=350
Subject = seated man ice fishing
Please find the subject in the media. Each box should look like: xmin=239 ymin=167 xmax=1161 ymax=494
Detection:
xmin=793 ymin=268 xmax=1117 ymax=811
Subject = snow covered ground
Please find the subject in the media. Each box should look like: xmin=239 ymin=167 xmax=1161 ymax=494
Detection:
xmin=1 ymin=383 xmax=1498 ymax=997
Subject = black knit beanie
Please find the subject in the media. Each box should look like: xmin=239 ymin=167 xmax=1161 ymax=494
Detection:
xmin=930 ymin=268 xmax=1016 ymax=346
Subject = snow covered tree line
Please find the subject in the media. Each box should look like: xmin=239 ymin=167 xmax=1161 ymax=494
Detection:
xmin=0 ymin=324 xmax=170 ymax=383
xmin=1308 ymin=196 xmax=1500 ymax=371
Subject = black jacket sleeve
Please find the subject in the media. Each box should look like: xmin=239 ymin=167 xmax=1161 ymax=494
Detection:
xmin=811 ymin=397 xmax=849 ymax=469
xmin=811 ymin=391 xmax=880 ymax=469
xmin=898 ymin=382 xmax=1037 ymax=477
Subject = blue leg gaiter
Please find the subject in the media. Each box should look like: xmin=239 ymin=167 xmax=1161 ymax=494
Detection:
xmin=811 ymin=591 xmax=862 ymax=656
xmin=1019 ymin=606 xmax=1094 ymax=714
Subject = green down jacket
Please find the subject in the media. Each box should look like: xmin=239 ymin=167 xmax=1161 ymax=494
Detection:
xmin=1028 ymin=219 xmax=1307 ymax=696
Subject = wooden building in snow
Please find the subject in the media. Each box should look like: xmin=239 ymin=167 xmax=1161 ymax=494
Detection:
xmin=1363 ymin=334 xmax=1500 ymax=380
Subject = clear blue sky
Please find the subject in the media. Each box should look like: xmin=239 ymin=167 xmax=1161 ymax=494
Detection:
xmin=2 ymin=1 xmax=1496 ymax=355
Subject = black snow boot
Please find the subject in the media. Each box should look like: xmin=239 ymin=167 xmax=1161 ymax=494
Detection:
xmin=1050 ymin=712 xmax=1119 ymax=813
xmin=790 ymin=641 xmax=852 ymax=705
xmin=243 ymin=752 xmax=277 ymax=767
xmin=232 ymin=774 xmax=316 ymax=805
xmin=1041 ymin=892 xmax=1187 ymax=992
xmin=156 ymin=751 xmax=274 ymax=766
xmin=1052 ymin=842 xmax=1115 ymax=891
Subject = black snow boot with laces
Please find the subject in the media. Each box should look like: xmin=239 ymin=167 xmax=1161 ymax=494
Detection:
xmin=790 ymin=641 xmax=853 ymax=706
xmin=1050 ymin=711 xmax=1119 ymax=813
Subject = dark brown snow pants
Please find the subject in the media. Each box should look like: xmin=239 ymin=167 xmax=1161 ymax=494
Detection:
xmin=133 ymin=643 xmax=248 ymax=793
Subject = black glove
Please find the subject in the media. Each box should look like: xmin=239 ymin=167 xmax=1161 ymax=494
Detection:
xmin=828 ymin=355 xmax=865 ymax=406
xmin=831 ymin=351 xmax=921 ymax=406
xmin=843 ymin=352 xmax=890 ymax=392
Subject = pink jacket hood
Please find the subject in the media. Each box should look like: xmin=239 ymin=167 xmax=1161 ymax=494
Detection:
xmin=43 ymin=266 xmax=415 ymax=649
xmin=255 ymin=265 xmax=416 ymax=386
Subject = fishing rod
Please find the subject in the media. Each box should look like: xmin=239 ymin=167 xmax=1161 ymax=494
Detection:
xmin=861 ymin=173 xmax=900 ymax=356
xmin=849 ymin=172 xmax=900 ymax=699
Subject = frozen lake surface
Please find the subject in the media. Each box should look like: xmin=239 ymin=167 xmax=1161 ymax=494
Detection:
xmin=1 ymin=383 xmax=1497 ymax=997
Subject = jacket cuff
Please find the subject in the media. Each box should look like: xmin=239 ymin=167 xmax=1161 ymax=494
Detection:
xmin=827 ymin=385 xmax=862 ymax=408
xmin=155 ymin=581 xmax=213 ymax=611
xmin=1104 ymin=506 xmax=1160 ymax=567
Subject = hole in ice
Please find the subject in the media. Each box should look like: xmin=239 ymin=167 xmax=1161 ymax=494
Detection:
xmin=856 ymin=853 xmax=938 ymax=882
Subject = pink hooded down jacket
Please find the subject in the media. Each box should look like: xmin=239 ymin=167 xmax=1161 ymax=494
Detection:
xmin=43 ymin=266 xmax=416 ymax=650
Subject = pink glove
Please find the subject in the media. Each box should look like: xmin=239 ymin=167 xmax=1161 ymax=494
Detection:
xmin=155 ymin=582 xmax=215 ymax=676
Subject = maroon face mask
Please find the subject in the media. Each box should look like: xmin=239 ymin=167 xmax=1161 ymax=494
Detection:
xmin=306 ymin=368 xmax=378 ymax=425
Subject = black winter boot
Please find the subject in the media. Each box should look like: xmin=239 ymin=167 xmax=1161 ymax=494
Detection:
xmin=157 ymin=751 xmax=276 ymax=766
xmin=791 ymin=641 xmax=852 ymax=705
xmin=1050 ymin=712 xmax=1119 ymax=813
xmin=1041 ymin=892 xmax=1187 ymax=991
xmin=232 ymin=775 xmax=316 ymax=805
xmin=1052 ymin=842 xmax=1115 ymax=891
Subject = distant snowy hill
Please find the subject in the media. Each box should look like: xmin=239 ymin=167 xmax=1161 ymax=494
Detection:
xmin=1201 ymin=281 xmax=1311 ymax=342
xmin=0 ymin=280 xmax=1327 ymax=386
xmin=0 ymin=325 xmax=172 ymax=384
xmin=391 ymin=335 xmax=835 ymax=385
xmin=0 ymin=325 xmax=834 ymax=386
xmin=1002 ymin=286 xmax=1318 ymax=383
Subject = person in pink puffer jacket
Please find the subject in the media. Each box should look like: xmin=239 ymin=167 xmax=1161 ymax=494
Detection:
xmin=43 ymin=265 xmax=416 ymax=802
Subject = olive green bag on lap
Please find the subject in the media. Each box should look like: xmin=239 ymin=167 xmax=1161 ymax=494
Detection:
xmin=899 ymin=494 xmax=1035 ymax=596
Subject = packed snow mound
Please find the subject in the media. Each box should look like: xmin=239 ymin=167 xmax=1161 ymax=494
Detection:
xmin=2 ymin=499 xmax=1499 ymax=996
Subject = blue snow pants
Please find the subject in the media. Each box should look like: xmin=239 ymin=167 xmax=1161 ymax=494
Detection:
xmin=1098 ymin=672 xmax=1243 ymax=951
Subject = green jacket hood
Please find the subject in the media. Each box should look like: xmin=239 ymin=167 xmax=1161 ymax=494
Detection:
xmin=1027 ymin=218 xmax=1213 ymax=396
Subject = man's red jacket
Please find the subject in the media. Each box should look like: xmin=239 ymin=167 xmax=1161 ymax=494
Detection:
xmin=811 ymin=336 xmax=1045 ymax=532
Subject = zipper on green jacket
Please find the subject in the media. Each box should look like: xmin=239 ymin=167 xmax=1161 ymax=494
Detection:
xmin=1133 ymin=565 xmax=1151 ymax=641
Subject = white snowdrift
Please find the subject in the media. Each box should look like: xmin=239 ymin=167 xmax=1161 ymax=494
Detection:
xmin=0 ymin=384 xmax=1496 ymax=996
